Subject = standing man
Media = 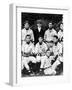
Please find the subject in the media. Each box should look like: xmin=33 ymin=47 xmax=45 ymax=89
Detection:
xmin=58 ymin=23 xmax=63 ymax=42
xmin=33 ymin=20 xmax=45 ymax=45
xmin=21 ymin=21 xmax=34 ymax=44
xmin=44 ymin=22 xmax=57 ymax=43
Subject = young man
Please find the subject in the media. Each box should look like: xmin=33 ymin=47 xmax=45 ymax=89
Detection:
xmin=35 ymin=36 xmax=48 ymax=71
xmin=44 ymin=51 xmax=52 ymax=69
xmin=21 ymin=35 xmax=36 ymax=73
xmin=44 ymin=35 xmax=60 ymax=75
xmin=44 ymin=22 xmax=57 ymax=43
xmin=33 ymin=20 xmax=45 ymax=45
xmin=21 ymin=21 xmax=34 ymax=44
xmin=44 ymin=41 xmax=56 ymax=75
xmin=50 ymin=36 xmax=63 ymax=75
xmin=58 ymin=23 xmax=63 ymax=42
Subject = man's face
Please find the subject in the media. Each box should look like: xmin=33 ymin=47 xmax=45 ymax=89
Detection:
xmin=60 ymin=24 xmax=63 ymax=30
xmin=39 ymin=37 xmax=43 ymax=43
xmin=37 ymin=23 xmax=42 ymax=27
xmin=46 ymin=51 xmax=50 ymax=57
xmin=49 ymin=23 xmax=52 ymax=29
xmin=53 ymin=37 xmax=58 ymax=43
xmin=24 ymin=23 xmax=29 ymax=29
xmin=26 ymin=36 xmax=31 ymax=43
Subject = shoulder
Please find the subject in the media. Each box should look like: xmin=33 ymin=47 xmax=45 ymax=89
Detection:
xmin=22 ymin=41 xmax=26 ymax=46
xmin=29 ymin=28 xmax=33 ymax=32
xmin=45 ymin=29 xmax=49 ymax=33
xmin=22 ymin=28 xmax=26 ymax=31
xmin=35 ymin=42 xmax=39 ymax=47
xmin=21 ymin=28 xmax=26 ymax=33
xmin=23 ymin=41 xmax=26 ymax=44
xmin=30 ymin=42 xmax=34 ymax=46
xmin=43 ymin=42 xmax=47 ymax=46
xmin=57 ymin=42 xmax=62 ymax=46
xmin=52 ymin=29 xmax=56 ymax=32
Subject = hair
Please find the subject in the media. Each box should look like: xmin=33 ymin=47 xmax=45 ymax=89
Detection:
xmin=59 ymin=22 xmax=63 ymax=28
xmin=36 ymin=20 xmax=42 ymax=24
xmin=53 ymin=35 xmax=58 ymax=39
xmin=24 ymin=21 xmax=29 ymax=25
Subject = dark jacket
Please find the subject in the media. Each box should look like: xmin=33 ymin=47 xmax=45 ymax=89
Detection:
xmin=33 ymin=27 xmax=45 ymax=45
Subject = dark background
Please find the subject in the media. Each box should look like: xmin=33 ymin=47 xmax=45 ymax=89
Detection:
xmin=21 ymin=12 xmax=63 ymax=30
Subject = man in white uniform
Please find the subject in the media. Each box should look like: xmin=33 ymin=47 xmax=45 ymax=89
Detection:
xmin=58 ymin=23 xmax=63 ymax=41
xmin=35 ymin=36 xmax=48 ymax=71
xmin=50 ymin=36 xmax=63 ymax=75
xmin=44 ymin=35 xmax=63 ymax=75
xmin=21 ymin=21 xmax=34 ymax=44
xmin=44 ymin=22 xmax=57 ymax=43
xmin=21 ymin=35 xmax=36 ymax=73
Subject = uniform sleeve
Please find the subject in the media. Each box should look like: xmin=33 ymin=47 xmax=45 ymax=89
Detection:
xmin=31 ymin=44 xmax=35 ymax=53
xmin=57 ymin=43 xmax=62 ymax=54
xmin=58 ymin=31 xmax=63 ymax=39
xmin=35 ymin=44 xmax=39 ymax=54
xmin=21 ymin=30 xmax=23 ymax=40
xmin=53 ymin=29 xmax=57 ymax=36
xmin=44 ymin=31 xmax=47 ymax=41
xmin=44 ymin=43 xmax=48 ymax=51
xmin=31 ymin=30 xmax=34 ymax=41
xmin=21 ymin=42 xmax=25 ymax=52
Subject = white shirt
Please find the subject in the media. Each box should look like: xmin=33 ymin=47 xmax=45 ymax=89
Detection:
xmin=44 ymin=29 xmax=57 ymax=42
xmin=35 ymin=42 xmax=47 ymax=54
xmin=22 ymin=41 xmax=35 ymax=54
xmin=57 ymin=42 xmax=63 ymax=54
xmin=21 ymin=28 xmax=34 ymax=41
xmin=52 ymin=42 xmax=63 ymax=56
xmin=38 ymin=27 xmax=41 ymax=32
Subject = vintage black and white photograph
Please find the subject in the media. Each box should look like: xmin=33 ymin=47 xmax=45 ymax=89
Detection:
xmin=21 ymin=12 xmax=63 ymax=77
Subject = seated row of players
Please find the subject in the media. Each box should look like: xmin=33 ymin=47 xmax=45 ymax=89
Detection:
xmin=21 ymin=34 xmax=63 ymax=75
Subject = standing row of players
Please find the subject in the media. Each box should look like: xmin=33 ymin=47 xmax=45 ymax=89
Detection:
xmin=21 ymin=20 xmax=63 ymax=75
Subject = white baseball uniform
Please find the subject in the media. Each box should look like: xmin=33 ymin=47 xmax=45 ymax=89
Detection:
xmin=35 ymin=42 xmax=48 ymax=69
xmin=21 ymin=28 xmax=34 ymax=42
xmin=51 ymin=42 xmax=63 ymax=70
xmin=58 ymin=30 xmax=63 ymax=40
xmin=44 ymin=28 xmax=57 ymax=42
xmin=52 ymin=42 xmax=63 ymax=56
xmin=21 ymin=41 xmax=36 ymax=70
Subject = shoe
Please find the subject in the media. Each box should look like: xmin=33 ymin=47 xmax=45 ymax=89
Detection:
xmin=28 ymin=70 xmax=31 ymax=73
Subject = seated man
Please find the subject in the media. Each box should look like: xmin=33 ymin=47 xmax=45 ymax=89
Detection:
xmin=44 ymin=51 xmax=52 ymax=69
xmin=51 ymin=40 xmax=63 ymax=75
xmin=45 ymin=36 xmax=63 ymax=75
xmin=35 ymin=36 xmax=48 ymax=72
xmin=44 ymin=35 xmax=61 ymax=75
xmin=44 ymin=41 xmax=56 ymax=75
xmin=21 ymin=35 xmax=36 ymax=73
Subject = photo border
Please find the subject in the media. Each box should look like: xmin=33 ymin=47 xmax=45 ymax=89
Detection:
xmin=9 ymin=4 xmax=70 ymax=86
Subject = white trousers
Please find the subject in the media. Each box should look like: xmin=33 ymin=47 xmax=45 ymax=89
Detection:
xmin=22 ymin=56 xmax=36 ymax=70
xmin=36 ymin=55 xmax=47 ymax=69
